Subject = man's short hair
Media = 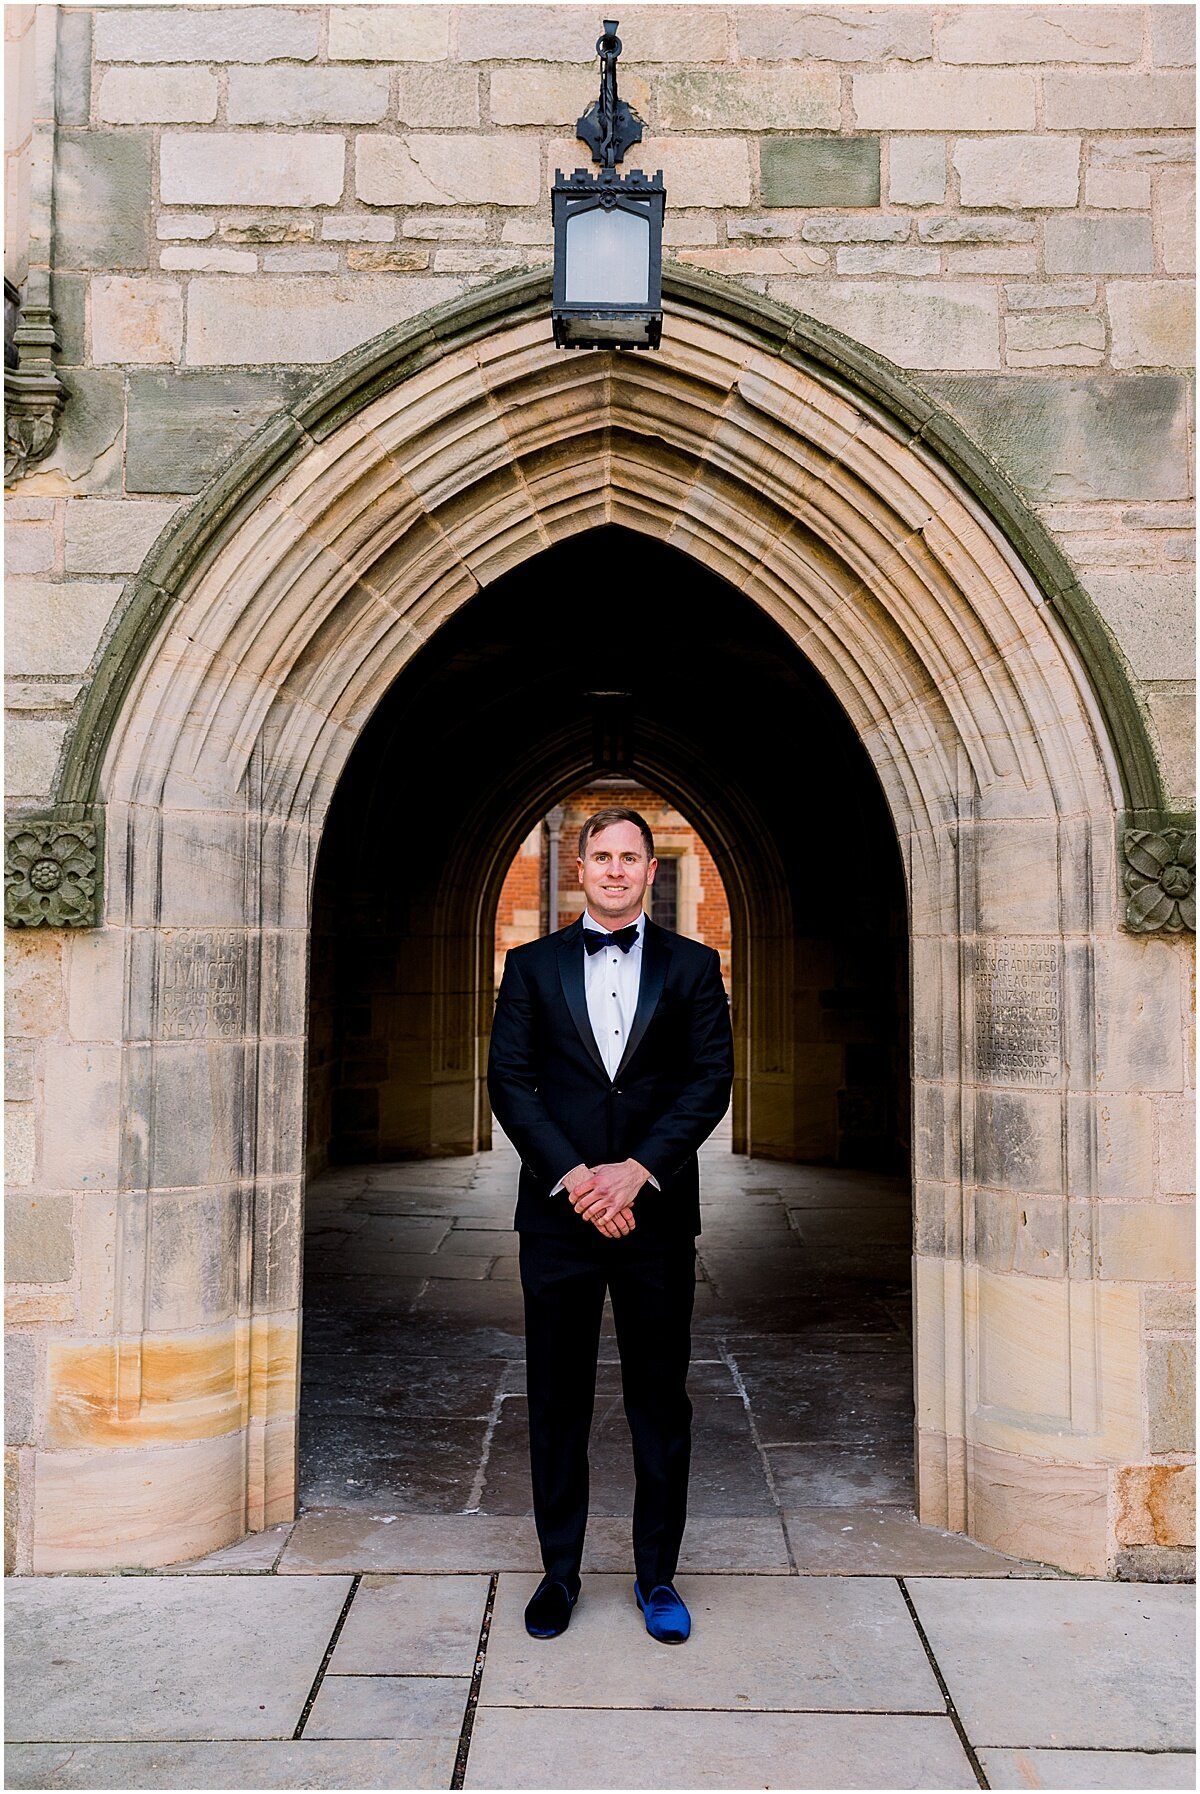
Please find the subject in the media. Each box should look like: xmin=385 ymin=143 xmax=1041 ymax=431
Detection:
xmin=578 ymin=808 xmax=655 ymax=863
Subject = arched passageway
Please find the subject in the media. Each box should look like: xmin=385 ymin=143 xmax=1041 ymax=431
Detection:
xmin=299 ymin=534 xmax=912 ymax=1525
xmin=31 ymin=272 xmax=1174 ymax=1579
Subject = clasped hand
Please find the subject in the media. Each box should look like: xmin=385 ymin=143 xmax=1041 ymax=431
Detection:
xmin=564 ymin=1159 xmax=648 ymax=1238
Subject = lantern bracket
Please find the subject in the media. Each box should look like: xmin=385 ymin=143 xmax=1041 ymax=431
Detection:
xmin=575 ymin=18 xmax=644 ymax=167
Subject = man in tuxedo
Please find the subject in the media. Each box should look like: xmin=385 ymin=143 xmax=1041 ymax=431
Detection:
xmin=487 ymin=808 xmax=733 ymax=1644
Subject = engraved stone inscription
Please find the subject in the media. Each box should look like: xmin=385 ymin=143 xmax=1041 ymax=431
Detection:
xmin=160 ymin=931 xmax=247 ymax=1039
xmin=974 ymin=939 xmax=1062 ymax=1085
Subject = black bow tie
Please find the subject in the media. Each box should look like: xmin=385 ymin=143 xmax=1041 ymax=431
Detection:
xmin=584 ymin=924 xmax=639 ymax=955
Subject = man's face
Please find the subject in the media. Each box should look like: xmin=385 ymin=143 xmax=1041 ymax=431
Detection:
xmin=577 ymin=821 xmax=657 ymax=927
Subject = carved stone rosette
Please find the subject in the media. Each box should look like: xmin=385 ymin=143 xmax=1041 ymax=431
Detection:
xmin=5 ymin=819 xmax=99 ymax=928
xmin=1122 ymin=823 xmax=1196 ymax=935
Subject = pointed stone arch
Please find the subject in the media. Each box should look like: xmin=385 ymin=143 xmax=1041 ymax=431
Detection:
xmin=32 ymin=268 xmax=1185 ymax=1577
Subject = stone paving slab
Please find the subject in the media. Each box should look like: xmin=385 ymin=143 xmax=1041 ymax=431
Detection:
xmin=159 ymin=1522 xmax=295 ymax=1574
xmin=5 ymin=1740 xmax=452 ymax=1789
xmin=325 ymin=1572 xmax=488 ymax=1674
xmin=906 ymin=1578 xmax=1196 ymax=1749
xmin=280 ymin=1512 xmax=793 ymax=1574
xmin=479 ymin=1573 xmax=943 ymax=1712
xmin=6 ymin=1576 xmax=351 ymax=1742
xmin=977 ymin=1747 xmax=1198 ymax=1789
xmin=464 ymin=1708 xmax=977 ymax=1789
xmin=305 ymin=1672 xmax=469 ymax=1739
xmin=782 ymin=1507 xmax=1058 ymax=1576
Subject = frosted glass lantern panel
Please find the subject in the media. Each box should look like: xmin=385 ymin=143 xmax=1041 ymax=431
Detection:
xmin=564 ymin=206 xmax=650 ymax=305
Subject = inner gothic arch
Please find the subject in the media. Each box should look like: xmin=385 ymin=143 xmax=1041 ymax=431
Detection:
xmin=34 ymin=269 xmax=1169 ymax=1577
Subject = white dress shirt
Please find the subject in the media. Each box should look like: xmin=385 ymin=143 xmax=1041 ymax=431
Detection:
xmin=551 ymin=908 xmax=658 ymax=1195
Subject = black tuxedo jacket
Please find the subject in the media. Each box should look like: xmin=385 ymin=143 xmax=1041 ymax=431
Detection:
xmin=486 ymin=915 xmax=734 ymax=1239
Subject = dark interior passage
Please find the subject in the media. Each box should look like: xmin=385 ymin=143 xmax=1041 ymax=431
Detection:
xmin=301 ymin=526 xmax=917 ymax=1540
xmin=307 ymin=526 xmax=909 ymax=1177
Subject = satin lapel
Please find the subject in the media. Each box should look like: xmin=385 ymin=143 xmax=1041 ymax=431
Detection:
xmin=557 ymin=920 xmax=608 ymax=1081
xmin=614 ymin=919 xmax=669 ymax=1082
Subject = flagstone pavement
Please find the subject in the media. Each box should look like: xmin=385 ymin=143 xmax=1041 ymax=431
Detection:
xmin=6 ymin=1133 xmax=1195 ymax=1790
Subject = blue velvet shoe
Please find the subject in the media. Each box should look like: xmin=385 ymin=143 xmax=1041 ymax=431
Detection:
xmin=524 ymin=1576 xmax=578 ymax=1639
xmin=634 ymin=1579 xmax=691 ymax=1644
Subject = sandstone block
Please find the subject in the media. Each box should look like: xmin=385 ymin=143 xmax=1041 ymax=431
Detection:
xmin=837 ymin=246 xmax=939 ymax=275
xmin=5 ymin=1041 xmax=35 ymax=1102
xmin=802 ymin=215 xmax=908 ymax=242
xmin=761 ymin=137 xmax=880 ymax=207
xmin=1092 ymin=136 xmax=1195 ymax=167
xmin=1144 ymin=1288 xmax=1196 ymax=1332
xmin=1156 ymin=1094 xmax=1196 ymax=1199
xmin=5 ymin=1334 xmax=36 ymax=1444
xmin=457 ymin=7 xmax=728 ymax=62
xmin=1157 ymin=169 xmax=1196 ymax=275
xmin=64 ymin=500 xmax=180 ymax=575
xmin=1148 ymin=1339 xmax=1195 ymax=1451
xmin=922 ymin=373 xmax=1189 ymax=501
xmin=1099 ymin=1203 xmax=1195 ymax=1282
xmin=1115 ymin=1464 xmax=1195 ymax=1548
xmin=939 ymin=6 xmax=1142 ymax=64
xmin=397 ymin=68 xmax=481 ymax=127
xmin=502 ymin=217 xmax=558 ymax=247
xmin=5 ymin=524 xmax=54 ymax=574
xmin=4 ymin=932 xmax=63 ymax=1038
xmin=5 ymin=1193 xmax=73 ymax=1283
xmin=735 ymin=6 xmax=933 ymax=61
xmin=5 ymin=1107 xmax=35 ymax=1186
xmin=227 ymin=66 xmax=389 ymax=125
xmin=93 ymin=7 xmax=318 ymax=63
xmin=888 ymin=137 xmax=946 ymax=206
xmin=55 ymin=132 xmax=152 ymax=271
xmin=55 ymin=9 xmax=91 ymax=126
xmin=853 ymin=69 xmax=1035 ymax=132
xmin=348 ymin=246 xmax=431 ymax=272
xmin=4 ymin=578 xmax=122 ymax=676
xmin=1084 ymin=167 xmax=1152 ymax=210
xmin=948 ymin=248 xmax=1037 ymax=275
xmin=765 ymin=278 xmax=998 ymax=370
xmin=1145 ymin=686 xmax=1195 ymax=807
xmin=954 ymin=137 xmax=1080 ymax=209
xmin=219 ymin=217 xmax=316 ymax=244
xmin=1086 ymin=568 xmax=1195 ymax=682
xmin=1091 ymin=935 xmax=1187 ymax=1091
xmin=125 ymin=369 xmax=310 ymax=492
xmin=185 ymin=275 xmax=463 ymax=365
xmin=160 ymin=133 xmax=344 ymax=207
xmin=489 ymin=65 xmax=649 ymax=128
xmin=403 ymin=213 xmax=488 ymax=241
xmin=1006 ymin=311 xmax=1105 ymax=368
xmin=677 ymin=245 xmax=827 ymax=275
xmin=98 ymin=66 xmax=218 ymax=125
xmin=159 ymin=247 xmax=256 ymax=273
xmin=41 ymin=1045 xmax=122 ymax=1191
xmin=1152 ymin=6 xmax=1196 ymax=65
xmin=657 ymin=69 xmax=840 ymax=132
xmin=356 ymin=135 xmax=540 ymax=207
xmin=546 ymin=135 xmax=752 ymax=208
xmin=1045 ymin=215 xmax=1155 ymax=273
xmin=919 ymin=215 xmax=1036 ymax=243
xmin=432 ymin=246 xmax=535 ymax=275
xmin=90 ymin=276 xmax=183 ymax=365
xmin=157 ymin=215 xmax=216 ymax=241
xmin=1043 ymin=72 xmax=1195 ymax=129
xmin=322 ymin=215 xmax=395 ymax=242
xmin=328 ymin=6 xmax=450 ymax=61
xmin=262 ymin=248 xmax=339 ymax=273
xmin=1108 ymin=280 xmax=1196 ymax=369
xmin=5 ymin=717 xmax=69 ymax=802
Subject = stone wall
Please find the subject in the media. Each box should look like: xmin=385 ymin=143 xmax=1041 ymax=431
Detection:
xmin=3 ymin=6 xmax=1195 ymax=1576
xmin=5 ymin=5 xmax=1196 ymax=815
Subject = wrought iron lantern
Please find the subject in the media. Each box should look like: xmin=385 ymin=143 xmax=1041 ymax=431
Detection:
xmin=552 ymin=20 xmax=665 ymax=351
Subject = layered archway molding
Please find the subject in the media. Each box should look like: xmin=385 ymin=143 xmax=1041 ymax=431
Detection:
xmin=28 ymin=268 xmax=1189 ymax=1575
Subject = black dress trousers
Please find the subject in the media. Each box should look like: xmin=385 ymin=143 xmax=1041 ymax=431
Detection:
xmin=519 ymin=1224 xmax=697 ymax=1595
